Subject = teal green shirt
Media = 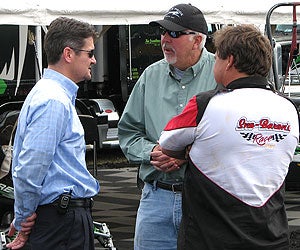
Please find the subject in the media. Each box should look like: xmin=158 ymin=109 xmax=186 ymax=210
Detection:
xmin=118 ymin=48 xmax=217 ymax=182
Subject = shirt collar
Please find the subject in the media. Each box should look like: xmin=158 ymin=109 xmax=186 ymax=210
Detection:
xmin=43 ymin=68 xmax=79 ymax=104
xmin=191 ymin=47 xmax=211 ymax=75
xmin=168 ymin=47 xmax=211 ymax=78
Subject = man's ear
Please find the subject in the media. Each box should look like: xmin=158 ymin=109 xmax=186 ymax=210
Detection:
xmin=63 ymin=47 xmax=73 ymax=63
xmin=226 ymin=55 xmax=234 ymax=71
xmin=193 ymin=35 xmax=202 ymax=50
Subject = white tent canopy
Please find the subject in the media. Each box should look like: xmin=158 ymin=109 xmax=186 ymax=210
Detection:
xmin=0 ymin=0 xmax=299 ymax=26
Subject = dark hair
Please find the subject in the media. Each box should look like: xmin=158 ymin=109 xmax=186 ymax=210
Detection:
xmin=213 ymin=25 xmax=272 ymax=77
xmin=44 ymin=17 xmax=98 ymax=64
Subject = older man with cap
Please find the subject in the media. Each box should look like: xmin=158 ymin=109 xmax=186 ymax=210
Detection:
xmin=118 ymin=3 xmax=217 ymax=250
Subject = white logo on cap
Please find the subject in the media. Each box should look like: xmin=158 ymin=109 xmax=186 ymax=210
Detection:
xmin=165 ymin=7 xmax=183 ymax=19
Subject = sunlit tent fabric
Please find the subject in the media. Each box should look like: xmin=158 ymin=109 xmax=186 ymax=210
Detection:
xmin=0 ymin=0 xmax=298 ymax=26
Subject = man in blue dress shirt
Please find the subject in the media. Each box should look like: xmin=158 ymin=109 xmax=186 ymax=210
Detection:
xmin=7 ymin=17 xmax=100 ymax=250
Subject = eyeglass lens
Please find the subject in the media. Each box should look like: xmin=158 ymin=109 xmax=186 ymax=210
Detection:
xmin=70 ymin=47 xmax=94 ymax=58
xmin=87 ymin=50 xmax=94 ymax=58
xmin=159 ymin=28 xmax=196 ymax=38
xmin=81 ymin=49 xmax=94 ymax=58
xmin=160 ymin=28 xmax=180 ymax=38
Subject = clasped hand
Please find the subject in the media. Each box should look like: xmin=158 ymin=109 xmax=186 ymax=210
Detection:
xmin=150 ymin=144 xmax=187 ymax=172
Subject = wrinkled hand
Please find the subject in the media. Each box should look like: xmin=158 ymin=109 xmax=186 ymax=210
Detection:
xmin=6 ymin=213 xmax=37 ymax=249
xmin=150 ymin=144 xmax=187 ymax=173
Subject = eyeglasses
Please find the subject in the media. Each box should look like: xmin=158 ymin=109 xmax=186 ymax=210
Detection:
xmin=160 ymin=27 xmax=197 ymax=38
xmin=70 ymin=47 xmax=94 ymax=58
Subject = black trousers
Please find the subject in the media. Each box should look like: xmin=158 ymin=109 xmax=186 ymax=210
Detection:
xmin=28 ymin=205 xmax=95 ymax=250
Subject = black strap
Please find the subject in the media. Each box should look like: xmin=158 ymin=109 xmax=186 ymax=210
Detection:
xmin=195 ymin=87 xmax=222 ymax=124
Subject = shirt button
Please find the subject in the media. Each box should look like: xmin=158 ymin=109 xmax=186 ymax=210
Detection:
xmin=179 ymin=104 xmax=184 ymax=107
xmin=182 ymin=86 xmax=185 ymax=89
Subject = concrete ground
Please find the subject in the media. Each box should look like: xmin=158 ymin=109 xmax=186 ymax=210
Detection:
xmin=92 ymin=167 xmax=139 ymax=250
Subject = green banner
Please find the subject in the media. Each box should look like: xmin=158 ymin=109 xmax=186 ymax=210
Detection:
xmin=0 ymin=79 xmax=7 ymax=94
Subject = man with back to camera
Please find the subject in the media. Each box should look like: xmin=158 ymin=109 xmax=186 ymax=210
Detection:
xmin=118 ymin=3 xmax=217 ymax=250
xmin=159 ymin=24 xmax=300 ymax=250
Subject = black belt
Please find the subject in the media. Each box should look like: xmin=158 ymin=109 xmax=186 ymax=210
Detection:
xmin=150 ymin=181 xmax=183 ymax=192
xmin=48 ymin=198 xmax=94 ymax=208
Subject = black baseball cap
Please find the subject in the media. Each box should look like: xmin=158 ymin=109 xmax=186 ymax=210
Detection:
xmin=149 ymin=4 xmax=208 ymax=35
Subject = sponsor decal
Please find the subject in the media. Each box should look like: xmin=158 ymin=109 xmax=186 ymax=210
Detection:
xmin=236 ymin=117 xmax=290 ymax=146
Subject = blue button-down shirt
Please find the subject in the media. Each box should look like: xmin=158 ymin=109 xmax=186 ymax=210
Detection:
xmin=12 ymin=69 xmax=100 ymax=230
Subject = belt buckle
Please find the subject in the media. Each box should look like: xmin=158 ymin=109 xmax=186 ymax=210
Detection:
xmin=171 ymin=183 xmax=179 ymax=193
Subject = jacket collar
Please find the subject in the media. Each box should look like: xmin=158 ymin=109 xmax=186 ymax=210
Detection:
xmin=226 ymin=75 xmax=275 ymax=91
